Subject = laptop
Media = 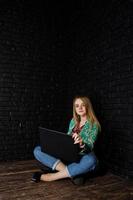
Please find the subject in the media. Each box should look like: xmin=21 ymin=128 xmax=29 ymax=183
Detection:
xmin=39 ymin=127 xmax=80 ymax=163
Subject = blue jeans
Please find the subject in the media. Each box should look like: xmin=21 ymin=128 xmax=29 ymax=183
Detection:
xmin=33 ymin=146 xmax=98 ymax=177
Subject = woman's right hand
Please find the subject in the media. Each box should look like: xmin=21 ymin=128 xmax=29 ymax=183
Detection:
xmin=72 ymin=133 xmax=85 ymax=148
xmin=72 ymin=132 xmax=79 ymax=142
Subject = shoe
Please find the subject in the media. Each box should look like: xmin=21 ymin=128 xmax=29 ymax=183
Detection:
xmin=71 ymin=176 xmax=85 ymax=185
xmin=32 ymin=171 xmax=43 ymax=183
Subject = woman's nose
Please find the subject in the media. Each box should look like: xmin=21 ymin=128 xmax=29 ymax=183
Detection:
xmin=79 ymin=105 xmax=83 ymax=109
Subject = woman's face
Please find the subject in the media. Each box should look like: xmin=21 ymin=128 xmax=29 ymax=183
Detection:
xmin=74 ymin=98 xmax=87 ymax=117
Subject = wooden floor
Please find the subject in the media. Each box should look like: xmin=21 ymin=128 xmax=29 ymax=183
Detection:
xmin=0 ymin=160 xmax=133 ymax=200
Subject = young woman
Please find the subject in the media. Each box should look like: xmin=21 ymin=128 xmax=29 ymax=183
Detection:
xmin=32 ymin=96 xmax=101 ymax=183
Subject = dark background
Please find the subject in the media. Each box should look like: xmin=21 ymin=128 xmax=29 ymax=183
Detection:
xmin=0 ymin=0 xmax=133 ymax=179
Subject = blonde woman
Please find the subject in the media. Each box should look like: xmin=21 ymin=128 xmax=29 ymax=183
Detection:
xmin=32 ymin=96 xmax=101 ymax=183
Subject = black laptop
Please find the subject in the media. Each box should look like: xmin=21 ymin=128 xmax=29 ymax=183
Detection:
xmin=39 ymin=127 xmax=80 ymax=163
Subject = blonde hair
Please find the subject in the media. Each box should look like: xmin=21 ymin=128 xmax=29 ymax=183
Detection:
xmin=73 ymin=96 xmax=101 ymax=131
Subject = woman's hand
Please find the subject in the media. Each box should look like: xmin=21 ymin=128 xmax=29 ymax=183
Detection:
xmin=72 ymin=133 xmax=85 ymax=148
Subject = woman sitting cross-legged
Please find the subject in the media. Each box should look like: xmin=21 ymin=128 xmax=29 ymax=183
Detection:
xmin=32 ymin=96 xmax=101 ymax=183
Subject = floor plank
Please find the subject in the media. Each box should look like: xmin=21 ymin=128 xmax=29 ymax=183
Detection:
xmin=0 ymin=160 xmax=133 ymax=200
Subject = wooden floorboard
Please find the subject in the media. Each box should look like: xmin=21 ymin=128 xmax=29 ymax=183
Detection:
xmin=0 ymin=160 xmax=133 ymax=200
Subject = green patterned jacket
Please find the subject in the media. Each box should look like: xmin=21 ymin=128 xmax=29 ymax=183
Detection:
xmin=67 ymin=118 xmax=99 ymax=152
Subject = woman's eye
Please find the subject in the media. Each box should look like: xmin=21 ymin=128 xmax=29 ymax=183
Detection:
xmin=75 ymin=105 xmax=79 ymax=108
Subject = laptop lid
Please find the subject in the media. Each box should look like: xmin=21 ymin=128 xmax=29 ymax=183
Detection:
xmin=39 ymin=127 xmax=80 ymax=163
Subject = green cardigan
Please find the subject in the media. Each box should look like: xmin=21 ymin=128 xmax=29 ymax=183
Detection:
xmin=67 ymin=118 xmax=99 ymax=152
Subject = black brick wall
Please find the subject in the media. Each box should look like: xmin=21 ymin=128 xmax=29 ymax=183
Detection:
xmin=0 ymin=0 xmax=133 ymax=179
xmin=66 ymin=1 xmax=133 ymax=178
xmin=0 ymin=1 xmax=68 ymax=161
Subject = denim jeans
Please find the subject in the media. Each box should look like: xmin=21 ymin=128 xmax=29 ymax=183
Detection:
xmin=33 ymin=146 xmax=98 ymax=178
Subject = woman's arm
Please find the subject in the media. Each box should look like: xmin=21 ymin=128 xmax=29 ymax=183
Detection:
xmin=67 ymin=118 xmax=75 ymax=135
xmin=80 ymin=123 xmax=99 ymax=151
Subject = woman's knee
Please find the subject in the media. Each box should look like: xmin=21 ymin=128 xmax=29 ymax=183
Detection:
xmin=33 ymin=146 xmax=41 ymax=157
xmin=86 ymin=153 xmax=97 ymax=169
xmin=80 ymin=153 xmax=97 ymax=170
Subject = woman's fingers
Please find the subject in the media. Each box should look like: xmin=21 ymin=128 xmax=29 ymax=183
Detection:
xmin=72 ymin=133 xmax=78 ymax=138
xmin=72 ymin=133 xmax=83 ymax=146
xmin=74 ymin=137 xmax=82 ymax=144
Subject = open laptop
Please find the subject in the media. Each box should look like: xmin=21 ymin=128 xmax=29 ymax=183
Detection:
xmin=39 ymin=127 xmax=80 ymax=163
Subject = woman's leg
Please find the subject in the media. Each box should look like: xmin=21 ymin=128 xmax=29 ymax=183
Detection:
xmin=34 ymin=146 xmax=61 ymax=170
xmin=55 ymin=161 xmax=66 ymax=171
xmin=66 ymin=152 xmax=98 ymax=177
xmin=40 ymin=152 xmax=97 ymax=182
xmin=41 ymin=168 xmax=69 ymax=181
xmin=33 ymin=146 xmax=69 ymax=181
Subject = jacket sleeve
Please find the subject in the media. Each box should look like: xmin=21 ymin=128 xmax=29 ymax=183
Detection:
xmin=81 ymin=123 xmax=98 ymax=151
xmin=67 ymin=119 xmax=75 ymax=135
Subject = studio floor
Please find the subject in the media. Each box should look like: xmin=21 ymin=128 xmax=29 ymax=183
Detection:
xmin=0 ymin=160 xmax=133 ymax=200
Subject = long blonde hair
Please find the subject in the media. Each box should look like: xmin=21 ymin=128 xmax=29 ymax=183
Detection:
xmin=73 ymin=96 xmax=101 ymax=131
